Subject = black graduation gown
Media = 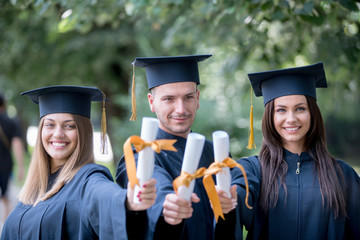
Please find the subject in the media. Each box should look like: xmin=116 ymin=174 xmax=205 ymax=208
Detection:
xmin=1 ymin=163 xmax=130 ymax=240
xmin=232 ymin=150 xmax=360 ymax=240
xmin=116 ymin=128 xmax=219 ymax=240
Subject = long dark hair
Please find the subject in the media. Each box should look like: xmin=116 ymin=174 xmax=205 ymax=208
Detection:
xmin=259 ymin=95 xmax=346 ymax=218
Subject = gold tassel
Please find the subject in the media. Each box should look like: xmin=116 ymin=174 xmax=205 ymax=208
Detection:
xmin=101 ymin=91 xmax=108 ymax=154
xmin=247 ymin=88 xmax=256 ymax=149
xmin=129 ymin=63 xmax=137 ymax=121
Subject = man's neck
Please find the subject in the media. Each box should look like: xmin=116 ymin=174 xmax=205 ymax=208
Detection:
xmin=158 ymin=126 xmax=190 ymax=139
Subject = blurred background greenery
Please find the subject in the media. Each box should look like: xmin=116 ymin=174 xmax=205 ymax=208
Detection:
xmin=1 ymin=0 xmax=359 ymax=177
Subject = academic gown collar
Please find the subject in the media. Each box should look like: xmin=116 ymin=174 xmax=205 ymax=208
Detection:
xmin=283 ymin=148 xmax=313 ymax=162
xmin=156 ymin=128 xmax=187 ymax=148
xmin=47 ymin=168 xmax=61 ymax=191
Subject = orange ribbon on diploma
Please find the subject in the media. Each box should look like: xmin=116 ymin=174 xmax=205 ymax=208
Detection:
xmin=172 ymin=157 xmax=252 ymax=223
xmin=172 ymin=167 xmax=206 ymax=193
xmin=203 ymin=157 xmax=253 ymax=222
xmin=124 ymin=135 xmax=177 ymax=189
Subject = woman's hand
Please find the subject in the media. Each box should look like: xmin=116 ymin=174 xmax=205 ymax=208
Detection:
xmin=126 ymin=178 xmax=157 ymax=211
xmin=216 ymin=185 xmax=238 ymax=214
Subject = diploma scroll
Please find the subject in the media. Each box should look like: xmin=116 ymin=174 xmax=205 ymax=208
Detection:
xmin=133 ymin=117 xmax=159 ymax=204
xmin=212 ymin=131 xmax=231 ymax=197
xmin=177 ymin=133 xmax=205 ymax=201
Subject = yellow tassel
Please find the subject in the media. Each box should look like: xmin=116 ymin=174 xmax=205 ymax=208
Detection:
xmin=101 ymin=92 xmax=108 ymax=154
xmin=129 ymin=63 xmax=137 ymax=121
xmin=247 ymin=89 xmax=256 ymax=149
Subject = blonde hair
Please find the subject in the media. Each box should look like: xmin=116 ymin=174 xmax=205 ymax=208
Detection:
xmin=19 ymin=114 xmax=95 ymax=205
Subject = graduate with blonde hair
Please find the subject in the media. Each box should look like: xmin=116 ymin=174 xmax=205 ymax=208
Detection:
xmin=1 ymin=86 xmax=157 ymax=240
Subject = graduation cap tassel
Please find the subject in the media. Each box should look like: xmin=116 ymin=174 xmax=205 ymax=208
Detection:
xmin=129 ymin=63 xmax=137 ymax=121
xmin=101 ymin=92 xmax=108 ymax=154
xmin=247 ymin=88 xmax=256 ymax=150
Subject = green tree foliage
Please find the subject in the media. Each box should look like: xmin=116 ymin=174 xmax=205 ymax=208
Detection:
xmin=1 ymin=0 xmax=359 ymax=162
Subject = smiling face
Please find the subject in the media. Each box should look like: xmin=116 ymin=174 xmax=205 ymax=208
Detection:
xmin=273 ymin=95 xmax=311 ymax=154
xmin=148 ymin=81 xmax=200 ymax=138
xmin=41 ymin=113 xmax=78 ymax=172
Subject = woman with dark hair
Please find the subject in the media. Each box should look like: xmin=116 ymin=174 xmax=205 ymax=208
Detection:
xmin=231 ymin=63 xmax=360 ymax=239
xmin=1 ymin=86 xmax=157 ymax=239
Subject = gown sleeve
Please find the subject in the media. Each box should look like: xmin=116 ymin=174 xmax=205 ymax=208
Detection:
xmin=151 ymin=162 xmax=187 ymax=239
xmin=126 ymin=209 xmax=149 ymax=240
xmin=214 ymin=209 xmax=238 ymax=240
xmin=231 ymin=156 xmax=261 ymax=231
xmin=339 ymin=160 xmax=360 ymax=239
xmin=116 ymin=151 xmax=154 ymax=238
xmin=81 ymin=168 xmax=129 ymax=240
xmin=117 ymin=153 xmax=156 ymax=239
xmin=116 ymin=153 xmax=184 ymax=239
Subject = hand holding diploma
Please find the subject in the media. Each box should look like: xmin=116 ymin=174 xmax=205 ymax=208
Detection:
xmin=213 ymin=131 xmax=231 ymax=197
xmin=162 ymin=193 xmax=200 ymax=225
xmin=162 ymin=133 xmax=204 ymax=225
xmin=203 ymin=130 xmax=253 ymax=222
xmin=216 ymin=185 xmax=238 ymax=214
xmin=126 ymin=178 xmax=157 ymax=211
xmin=173 ymin=133 xmax=205 ymax=201
xmin=123 ymin=117 xmax=177 ymax=204
xmin=133 ymin=117 xmax=159 ymax=203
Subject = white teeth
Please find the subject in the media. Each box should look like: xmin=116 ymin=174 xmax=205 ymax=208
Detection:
xmin=285 ymin=127 xmax=299 ymax=131
xmin=52 ymin=142 xmax=66 ymax=147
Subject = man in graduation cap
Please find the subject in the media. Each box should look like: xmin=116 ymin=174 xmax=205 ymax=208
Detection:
xmin=229 ymin=62 xmax=360 ymax=239
xmin=116 ymin=55 xmax=239 ymax=239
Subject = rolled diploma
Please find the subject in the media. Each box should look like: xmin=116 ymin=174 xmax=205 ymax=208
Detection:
xmin=133 ymin=117 xmax=159 ymax=204
xmin=213 ymin=131 xmax=231 ymax=197
xmin=177 ymin=133 xmax=205 ymax=201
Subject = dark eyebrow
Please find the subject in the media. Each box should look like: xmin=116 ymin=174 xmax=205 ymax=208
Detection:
xmin=43 ymin=118 xmax=74 ymax=123
xmin=186 ymin=91 xmax=197 ymax=96
xmin=275 ymin=102 xmax=307 ymax=108
xmin=295 ymin=102 xmax=307 ymax=107
xmin=160 ymin=94 xmax=174 ymax=99
xmin=160 ymin=90 xmax=196 ymax=99
xmin=43 ymin=118 xmax=55 ymax=121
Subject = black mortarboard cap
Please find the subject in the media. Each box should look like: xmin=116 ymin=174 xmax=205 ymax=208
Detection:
xmin=21 ymin=85 xmax=109 ymax=154
xmin=245 ymin=62 xmax=327 ymax=150
xmin=248 ymin=62 xmax=327 ymax=105
xmin=21 ymin=85 xmax=104 ymax=118
xmin=129 ymin=54 xmax=212 ymax=120
xmin=133 ymin=54 xmax=212 ymax=89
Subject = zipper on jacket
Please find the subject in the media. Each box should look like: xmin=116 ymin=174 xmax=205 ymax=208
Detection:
xmin=296 ymin=156 xmax=301 ymax=239
xmin=296 ymin=161 xmax=300 ymax=174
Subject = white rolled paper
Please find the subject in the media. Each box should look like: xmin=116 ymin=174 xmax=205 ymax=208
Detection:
xmin=133 ymin=117 xmax=159 ymax=204
xmin=213 ymin=131 xmax=231 ymax=197
xmin=177 ymin=133 xmax=205 ymax=201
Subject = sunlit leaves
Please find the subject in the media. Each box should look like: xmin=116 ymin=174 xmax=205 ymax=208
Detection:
xmin=2 ymin=0 xmax=360 ymax=158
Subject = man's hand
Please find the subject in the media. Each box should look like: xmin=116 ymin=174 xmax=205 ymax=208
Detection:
xmin=162 ymin=193 xmax=200 ymax=225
